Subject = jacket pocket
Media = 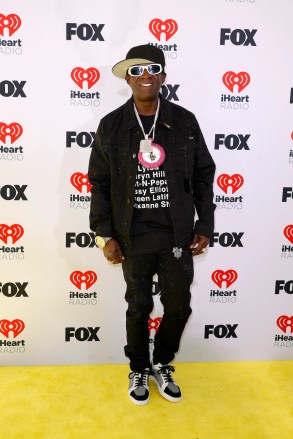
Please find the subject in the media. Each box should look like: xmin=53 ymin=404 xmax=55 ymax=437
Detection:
xmin=102 ymin=143 xmax=128 ymax=157
xmin=172 ymin=140 xmax=195 ymax=172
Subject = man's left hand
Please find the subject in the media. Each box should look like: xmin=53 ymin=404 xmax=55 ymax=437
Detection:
xmin=189 ymin=234 xmax=210 ymax=257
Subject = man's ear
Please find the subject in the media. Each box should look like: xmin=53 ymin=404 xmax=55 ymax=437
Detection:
xmin=125 ymin=74 xmax=130 ymax=84
xmin=162 ymin=72 xmax=166 ymax=84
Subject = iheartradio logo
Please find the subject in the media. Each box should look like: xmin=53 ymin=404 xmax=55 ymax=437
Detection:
xmin=0 ymin=224 xmax=24 ymax=244
xmin=0 ymin=14 xmax=21 ymax=37
xmin=70 ymin=271 xmax=97 ymax=290
xmin=276 ymin=315 xmax=293 ymax=334
xmin=284 ymin=225 xmax=293 ymax=244
xmin=70 ymin=173 xmax=92 ymax=193
xmin=0 ymin=319 xmax=25 ymax=338
xmin=71 ymin=67 xmax=100 ymax=89
xmin=222 ymin=71 xmax=250 ymax=93
xmin=149 ymin=19 xmax=178 ymax=41
xmin=217 ymin=174 xmax=244 ymax=194
xmin=148 ymin=317 xmax=162 ymax=334
xmin=0 ymin=122 xmax=23 ymax=144
xmin=211 ymin=270 xmax=238 ymax=288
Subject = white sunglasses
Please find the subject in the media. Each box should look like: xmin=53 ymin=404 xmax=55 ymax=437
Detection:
xmin=128 ymin=63 xmax=163 ymax=77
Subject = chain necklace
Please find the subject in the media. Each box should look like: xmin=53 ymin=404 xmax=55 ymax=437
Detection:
xmin=133 ymin=99 xmax=160 ymax=153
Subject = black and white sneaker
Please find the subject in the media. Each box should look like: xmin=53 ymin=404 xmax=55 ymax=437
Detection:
xmin=128 ymin=369 xmax=151 ymax=405
xmin=151 ymin=363 xmax=182 ymax=402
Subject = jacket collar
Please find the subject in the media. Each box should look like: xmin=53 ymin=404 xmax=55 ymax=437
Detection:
xmin=122 ymin=94 xmax=173 ymax=131
xmin=157 ymin=94 xmax=173 ymax=130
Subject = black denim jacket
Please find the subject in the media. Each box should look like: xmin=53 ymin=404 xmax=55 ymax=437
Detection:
xmin=88 ymin=96 xmax=216 ymax=251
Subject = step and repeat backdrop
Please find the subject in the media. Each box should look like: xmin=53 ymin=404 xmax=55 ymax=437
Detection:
xmin=1 ymin=0 xmax=293 ymax=366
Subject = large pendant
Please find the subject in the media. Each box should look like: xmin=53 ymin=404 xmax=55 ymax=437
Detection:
xmin=138 ymin=141 xmax=165 ymax=169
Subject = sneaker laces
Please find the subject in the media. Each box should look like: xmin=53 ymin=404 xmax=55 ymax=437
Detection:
xmin=128 ymin=369 xmax=151 ymax=388
xmin=157 ymin=365 xmax=175 ymax=383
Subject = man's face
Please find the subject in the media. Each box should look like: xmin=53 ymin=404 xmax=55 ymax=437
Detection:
xmin=125 ymin=63 xmax=166 ymax=101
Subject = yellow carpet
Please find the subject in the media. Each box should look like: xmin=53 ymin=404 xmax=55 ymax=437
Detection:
xmin=1 ymin=361 xmax=293 ymax=439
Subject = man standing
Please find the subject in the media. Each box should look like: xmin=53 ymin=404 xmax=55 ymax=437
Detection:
xmin=88 ymin=44 xmax=215 ymax=405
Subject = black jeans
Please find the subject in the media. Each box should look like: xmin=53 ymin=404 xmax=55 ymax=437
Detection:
xmin=122 ymin=247 xmax=193 ymax=372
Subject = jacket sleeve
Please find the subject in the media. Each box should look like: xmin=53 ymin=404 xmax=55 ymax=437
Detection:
xmin=88 ymin=122 xmax=113 ymax=237
xmin=192 ymin=117 xmax=216 ymax=239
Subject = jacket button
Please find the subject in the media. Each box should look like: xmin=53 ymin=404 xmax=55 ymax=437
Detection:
xmin=129 ymin=175 xmax=133 ymax=180
xmin=127 ymin=198 xmax=131 ymax=204
xmin=132 ymin=153 xmax=136 ymax=158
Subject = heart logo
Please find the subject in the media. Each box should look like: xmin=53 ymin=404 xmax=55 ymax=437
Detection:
xmin=149 ymin=19 xmax=178 ymax=42
xmin=284 ymin=225 xmax=293 ymax=244
xmin=0 ymin=122 xmax=23 ymax=144
xmin=222 ymin=71 xmax=250 ymax=93
xmin=70 ymin=173 xmax=92 ymax=193
xmin=211 ymin=270 xmax=238 ymax=288
xmin=276 ymin=315 xmax=293 ymax=334
xmin=0 ymin=319 xmax=25 ymax=338
xmin=71 ymin=67 xmax=100 ymax=89
xmin=0 ymin=224 xmax=24 ymax=244
xmin=70 ymin=271 xmax=97 ymax=290
xmin=0 ymin=14 xmax=21 ymax=37
xmin=217 ymin=174 xmax=244 ymax=194
xmin=148 ymin=317 xmax=162 ymax=334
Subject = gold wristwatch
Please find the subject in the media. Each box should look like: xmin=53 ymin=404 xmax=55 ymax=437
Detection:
xmin=95 ymin=236 xmax=112 ymax=249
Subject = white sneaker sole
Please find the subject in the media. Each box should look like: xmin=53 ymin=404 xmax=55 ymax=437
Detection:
xmin=128 ymin=392 xmax=150 ymax=405
xmin=150 ymin=375 xmax=182 ymax=403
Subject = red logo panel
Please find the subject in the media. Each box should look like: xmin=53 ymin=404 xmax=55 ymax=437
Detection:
xmin=70 ymin=173 xmax=92 ymax=193
xmin=284 ymin=225 xmax=293 ymax=244
xmin=211 ymin=270 xmax=238 ymax=288
xmin=217 ymin=174 xmax=244 ymax=194
xmin=148 ymin=317 xmax=162 ymax=334
xmin=70 ymin=271 xmax=97 ymax=290
xmin=0 ymin=319 xmax=25 ymax=338
xmin=71 ymin=67 xmax=100 ymax=89
xmin=276 ymin=315 xmax=293 ymax=334
xmin=149 ymin=19 xmax=178 ymax=41
xmin=0 ymin=122 xmax=23 ymax=144
xmin=222 ymin=71 xmax=250 ymax=93
xmin=0 ymin=224 xmax=24 ymax=244
xmin=0 ymin=14 xmax=21 ymax=37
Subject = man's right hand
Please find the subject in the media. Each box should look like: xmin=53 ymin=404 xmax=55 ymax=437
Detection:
xmin=103 ymin=239 xmax=125 ymax=264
